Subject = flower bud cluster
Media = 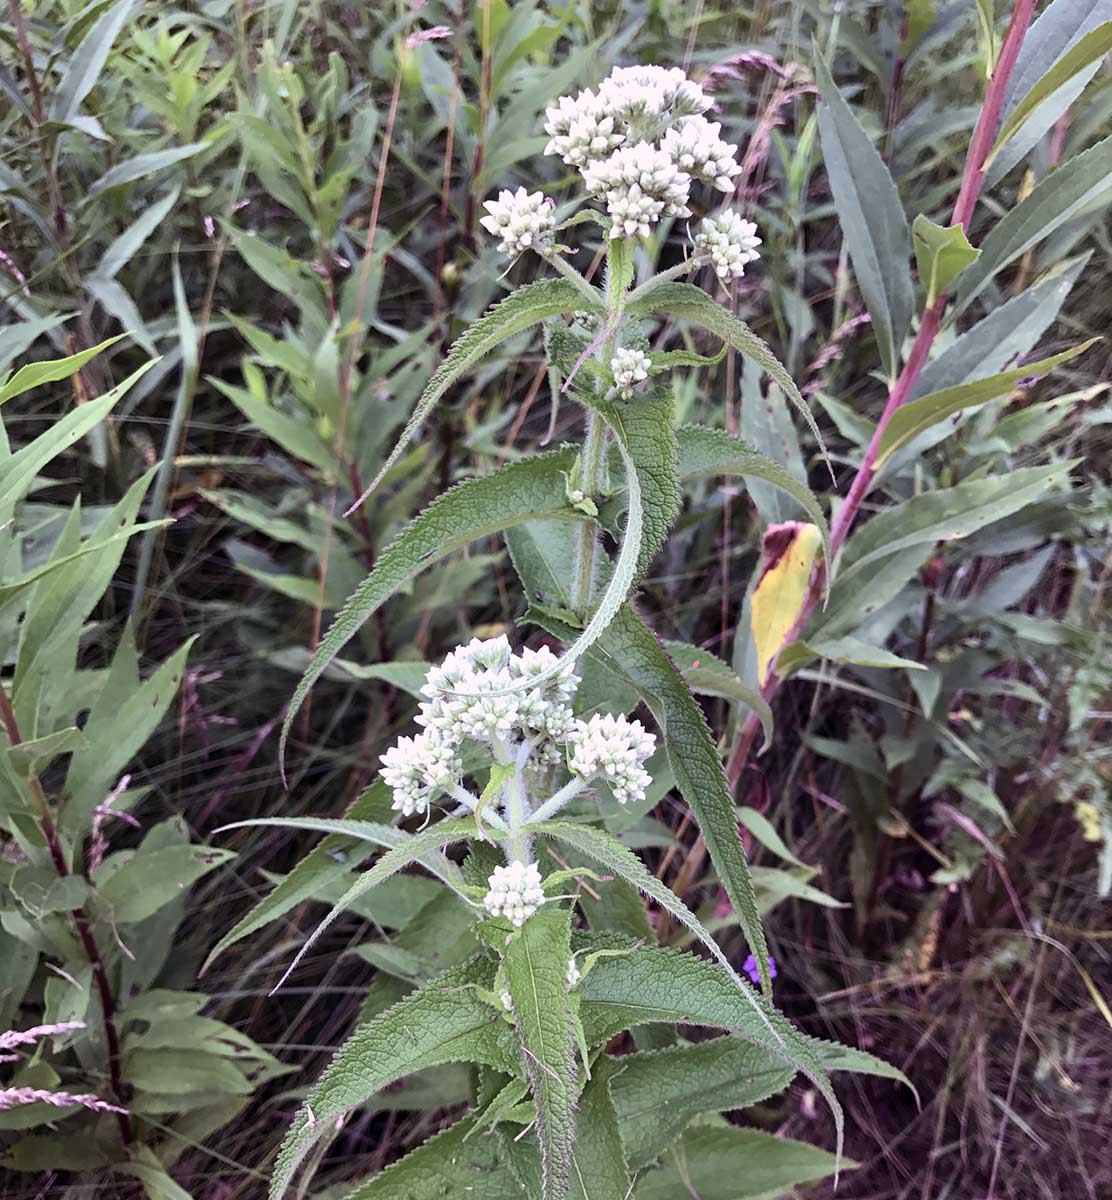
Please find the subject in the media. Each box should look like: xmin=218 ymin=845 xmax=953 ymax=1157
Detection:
xmin=484 ymin=860 xmax=546 ymax=926
xmin=567 ymin=713 xmax=655 ymax=806
xmin=693 ymin=210 xmax=763 ymax=280
xmin=541 ymin=64 xmax=741 ymax=241
xmin=610 ymin=347 xmax=652 ymax=397
xmin=378 ymin=636 xmax=577 ymax=816
xmin=479 ymin=187 xmax=556 ymax=258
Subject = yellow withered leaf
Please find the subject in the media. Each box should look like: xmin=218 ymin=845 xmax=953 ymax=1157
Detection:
xmin=751 ymin=521 xmax=823 ymax=686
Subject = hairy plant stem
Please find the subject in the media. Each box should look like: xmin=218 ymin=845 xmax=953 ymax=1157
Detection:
xmin=571 ymin=409 xmax=608 ymax=612
xmin=725 ymin=0 xmax=1038 ymax=793
xmin=0 ymin=686 xmax=132 ymax=1145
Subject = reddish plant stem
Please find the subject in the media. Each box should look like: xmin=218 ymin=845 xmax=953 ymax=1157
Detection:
xmin=0 ymin=686 xmax=133 ymax=1144
xmin=726 ymin=0 xmax=1038 ymax=791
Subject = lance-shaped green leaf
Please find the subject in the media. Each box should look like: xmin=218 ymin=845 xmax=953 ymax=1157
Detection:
xmin=609 ymin=1038 xmax=795 ymax=1168
xmin=957 ymin=135 xmax=1112 ymax=311
xmin=524 ymin=602 xmax=775 ymax=999
xmin=664 ymin=640 xmax=773 ymax=749
xmin=268 ymin=958 xmax=521 ymax=1200
xmin=503 ymin=907 xmax=578 ymax=1200
xmin=814 ymin=53 xmax=914 ymax=381
xmin=85 ymin=143 xmax=212 ymax=200
xmin=635 ymin=1126 xmax=847 ymax=1199
xmin=835 ymin=461 xmax=1077 ymax=589
xmin=988 ymin=22 xmax=1112 ymax=167
xmin=532 ymin=821 xmax=783 ymax=1046
xmin=47 ymin=0 xmax=139 ymax=122
xmin=0 ymin=335 xmax=127 ymax=406
xmin=675 ymin=424 xmax=830 ymax=567
xmin=569 ymin=1056 xmax=630 ymax=1200
xmin=777 ymin=635 xmax=925 ymax=677
xmin=0 ymin=361 xmax=158 ymax=514
xmin=349 ymin=278 xmax=597 ymax=512
xmin=875 ymin=338 xmax=1098 ymax=468
xmin=339 ymin=1117 xmax=528 ymax=1200
xmin=912 ymin=215 xmax=980 ymax=305
xmin=625 ymin=284 xmax=830 ymax=469
xmin=279 ymin=447 xmax=580 ymax=762
xmin=216 ymin=818 xmax=483 ymax=993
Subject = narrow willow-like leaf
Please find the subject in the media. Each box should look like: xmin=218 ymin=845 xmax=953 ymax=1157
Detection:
xmin=503 ymin=907 xmax=577 ymax=1200
xmin=349 ymin=278 xmax=597 ymax=512
xmin=626 ymin=284 xmax=830 ymax=470
xmin=47 ymin=0 xmax=139 ymax=122
xmin=0 ymin=334 xmax=127 ymax=406
xmin=663 ymin=640 xmax=773 ymax=750
xmin=268 ymin=958 xmax=520 ymax=1200
xmin=675 ymin=424 xmax=830 ymax=568
xmin=813 ymin=52 xmax=914 ymax=380
xmin=875 ymin=338 xmax=1097 ymax=468
xmin=279 ymin=447 xmax=579 ymax=764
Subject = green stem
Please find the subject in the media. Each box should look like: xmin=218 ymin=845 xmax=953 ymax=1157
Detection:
xmin=570 ymin=407 xmax=608 ymax=613
xmin=505 ymin=763 xmax=531 ymax=864
xmin=545 ymin=252 xmax=603 ymax=306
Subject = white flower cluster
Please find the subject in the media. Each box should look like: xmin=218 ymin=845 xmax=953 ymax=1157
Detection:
xmin=567 ymin=713 xmax=656 ymax=806
xmin=484 ymin=860 xmax=546 ymax=926
xmin=692 ymin=210 xmax=762 ymax=280
xmin=479 ymin=187 xmax=556 ymax=258
xmin=611 ymin=347 xmax=651 ymax=397
xmin=544 ymin=64 xmax=740 ymax=240
xmin=378 ymin=636 xmax=577 ymax=816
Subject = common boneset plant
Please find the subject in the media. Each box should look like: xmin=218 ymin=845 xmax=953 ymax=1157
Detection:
xmin=215 ymin=61 xmax=909 ymax=1200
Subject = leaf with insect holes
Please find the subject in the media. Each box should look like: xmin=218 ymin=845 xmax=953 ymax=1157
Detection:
xmin=814 ymin=52 xmax=914 ymax=380
xmin=626 ymin=284 xmax=831 ymax=470
xmin=267 ymin=957 xmax=521 ymax=1200
xmin=912 ymin=216 xmax=980 ymax=305
xmin=875 ymin=338 xmax=1098 ymax=468
xmin=503 ymin=907 xmax=578 ymax=1200
xmin=95 ymin=843 xmax=236 ymax=924
xmin=751 ymin=522 xmax=823 ymax=686
xmin=350 ymin=278 xmax=599 ymax=512
xmin=279 ymin=447 xmax=580 ymax=762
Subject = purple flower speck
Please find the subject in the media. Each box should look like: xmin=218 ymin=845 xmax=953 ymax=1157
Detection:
xmin=743 ymin=954 xmax=777 ymax=985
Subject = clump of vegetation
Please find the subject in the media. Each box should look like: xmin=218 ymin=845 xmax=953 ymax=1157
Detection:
xmin=1 ymin=0 xmax=1109 ymax=1197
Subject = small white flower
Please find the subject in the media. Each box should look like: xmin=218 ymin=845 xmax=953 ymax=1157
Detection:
xmin=479 ymin=187 xmax=556 ymax=258
xmin=611 ymin=347 xmax=652 ymax=397
xmin=661 ymin=117 xmax=740 ymax=192
xmin=582 ymin=142 xmax=691 ymax=239
xmin=693 ymin=209 xmax=762 ymax=280
xmin=567 ymin=713 xmax=656 ymax=806
xmin=566 ymin=958 xmax=581 ymax=988
xmin=543 ymin=89 xmax=626 ymax=167
xmin=500 ymin=989 xmax=514 ymax=1012
xmin=484 ymin=860 xmax=546 ymax=926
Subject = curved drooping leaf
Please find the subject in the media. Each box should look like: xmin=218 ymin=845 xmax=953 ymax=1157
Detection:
xmin=626 ymin=283 xmax=830 ymax=470
xmin=0 ymin=334 xmax=127 ymax=406
xmin=531 ymin=822 xmax=783 ymax=1049
xmin=675 ymin=424 xmax=830 ymax=568
xmin=225 ymin=818 xmax=485 ymax=994
xmin=269 ymin=957 xmax=520 ymax=1200
xmin=575 ymin=942 xmax=841 ymax=1167
xmin=524 ymin=601 xmax=775 ymax=1000
xmin=348 ymin=278 xmax=598 ymax=511
xmin=202 ymin=783 xmax=393 ymax=971
xmin=279 ymin=447 xmax=580 ymax=762
xmin=503 ymin=907 xmax=577 ymax=1200
xmin=663 ymin=639 xmax=773 ymax=750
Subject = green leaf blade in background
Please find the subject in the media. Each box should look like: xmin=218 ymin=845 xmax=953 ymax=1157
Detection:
xmin=814 ymin=53 xmax=914 ymax=380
